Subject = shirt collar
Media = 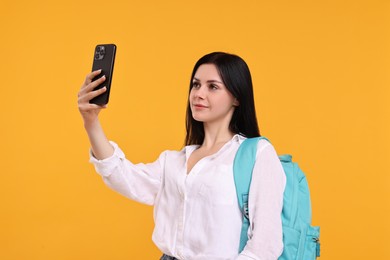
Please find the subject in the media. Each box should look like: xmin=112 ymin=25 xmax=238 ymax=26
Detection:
xmin=234 ymin=133 xmax=246 ymax=144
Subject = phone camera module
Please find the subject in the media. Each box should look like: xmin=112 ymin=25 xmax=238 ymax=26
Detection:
xmin=94 ymin=46 xmax=105 ymax=60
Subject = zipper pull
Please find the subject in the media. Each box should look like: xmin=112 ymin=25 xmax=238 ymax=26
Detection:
xmin=313 ymin=237 xmax=320 ymax=257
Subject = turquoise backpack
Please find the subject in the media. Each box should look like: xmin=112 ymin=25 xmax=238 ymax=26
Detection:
xmin=233 ymin=137 xmax=320 ymax=259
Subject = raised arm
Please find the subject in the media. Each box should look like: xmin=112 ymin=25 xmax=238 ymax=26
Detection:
xmin=77 ymin=69 xmax=114 ymax=159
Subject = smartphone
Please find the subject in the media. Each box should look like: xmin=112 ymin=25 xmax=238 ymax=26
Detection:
xmin=89 ymin=44 xmax=117 ymax=105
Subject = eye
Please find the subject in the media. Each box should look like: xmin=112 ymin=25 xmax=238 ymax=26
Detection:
xmin=192 ymin=81 xmax=200 ymax=89
xmin=209 ymin=84 xmax=218 ymax=90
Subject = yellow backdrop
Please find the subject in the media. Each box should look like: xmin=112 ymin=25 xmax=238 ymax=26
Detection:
xmin=1 ymin=0 xmax=389 ymax=259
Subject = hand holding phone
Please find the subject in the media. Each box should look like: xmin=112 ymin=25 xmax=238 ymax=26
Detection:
xmin=89 ymin=44 xmax=116 ymax=105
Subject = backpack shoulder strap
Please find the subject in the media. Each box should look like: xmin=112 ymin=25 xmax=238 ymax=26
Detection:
xmin=233 ymin=136 xmax=269 ymax=252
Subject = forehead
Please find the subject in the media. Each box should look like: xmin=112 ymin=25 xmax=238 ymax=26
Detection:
xmin=193 ymin=64 xmax=222 ymax=81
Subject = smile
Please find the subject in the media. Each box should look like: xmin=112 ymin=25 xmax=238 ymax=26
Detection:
xmin=193 ymin=104 xmax=208 ymax=109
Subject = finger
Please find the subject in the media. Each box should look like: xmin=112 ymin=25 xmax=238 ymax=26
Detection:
xmin=78 ymin=102 xmax=105 ymax=112
xmin=85 ymin=75 xmax=106 ymax=92
xmin=78 ymin=86 xmax=106 ymax=105
xmin=87 ymin=103 xmax=106 ymax=110
xmin=83 ymin=69 xmax=102 ymax=85
xmin=79 ymin=75 xmax=106 ymax=97
xmin=78 ymin=89 xmax=106 ymax=105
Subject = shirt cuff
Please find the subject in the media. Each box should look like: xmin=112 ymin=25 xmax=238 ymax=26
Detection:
xmin=88 ymin=141 xmax=125 ymax=177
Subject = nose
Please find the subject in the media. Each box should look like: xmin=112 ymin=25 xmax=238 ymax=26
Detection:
xmin=193 ymin=85 xmax=206 ymax=99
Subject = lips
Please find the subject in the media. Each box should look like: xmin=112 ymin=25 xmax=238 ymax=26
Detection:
xmin=194 ymin=104 xmax=207 ymax=108
xmin=193 ymin=104 xmax=208 ymax=108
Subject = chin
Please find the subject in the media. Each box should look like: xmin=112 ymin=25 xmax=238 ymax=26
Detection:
xmin=192 ymin=116 xmax=205 ymax=122
xmin=191 ymin=114 xmax=206 ymax=122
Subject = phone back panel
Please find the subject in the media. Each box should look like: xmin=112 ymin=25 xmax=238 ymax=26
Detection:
xmin=90 ymin=44 xmax=116 ymax=105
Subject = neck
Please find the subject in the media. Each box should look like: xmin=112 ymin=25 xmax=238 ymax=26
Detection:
xmin=202 ymin=121 xmax=235 ymax=149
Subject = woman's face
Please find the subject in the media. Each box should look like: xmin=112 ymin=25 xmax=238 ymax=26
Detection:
xmin=189 ymin=64 xmax=238 ymax=126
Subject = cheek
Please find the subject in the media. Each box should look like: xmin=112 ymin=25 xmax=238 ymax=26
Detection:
xmin=189 ymin=89 xmax=195 ymax=101
xmin=220 ymin=95 xmax=235 ymax=106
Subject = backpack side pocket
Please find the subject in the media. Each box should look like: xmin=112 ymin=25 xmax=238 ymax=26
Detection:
xmin=278 ymin=226 xmax=300 ymax=260
xmin=296 ymin=224 xmax=320 ymax=260
xmin=304 ymin=225 xmax=320 ymax=259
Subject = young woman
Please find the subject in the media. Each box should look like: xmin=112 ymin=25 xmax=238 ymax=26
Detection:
xmin=78 ymin=52 xmax=286 ymax=260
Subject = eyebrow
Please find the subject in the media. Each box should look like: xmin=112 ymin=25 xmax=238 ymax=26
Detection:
xmin=193 ymin=77 xmax=223 ymax=84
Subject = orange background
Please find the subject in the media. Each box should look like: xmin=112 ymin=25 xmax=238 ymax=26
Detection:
xmin=1 ymin=0 xmax=389 ymax=259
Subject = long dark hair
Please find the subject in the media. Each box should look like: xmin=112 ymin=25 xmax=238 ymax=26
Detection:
xmin=185 ymin=52 xmax=260 ymax=145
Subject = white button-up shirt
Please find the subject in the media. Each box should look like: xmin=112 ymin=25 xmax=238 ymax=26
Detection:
xmin=89 ymin=135 xmax=286 ymax=260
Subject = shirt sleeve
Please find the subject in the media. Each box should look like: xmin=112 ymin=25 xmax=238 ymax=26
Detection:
xmin=89 ymin=141 xmax=165 ymax=206
xmin=237 ymin=140 xmax=286 ymax=260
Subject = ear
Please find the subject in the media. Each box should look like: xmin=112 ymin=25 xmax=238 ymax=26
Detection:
xmin=233 ymin=98 xmax=239 ymax=107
